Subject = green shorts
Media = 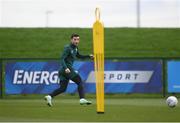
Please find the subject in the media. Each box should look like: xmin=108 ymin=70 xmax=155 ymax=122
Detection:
xmin=58 ymin=68 xmax=79 ymax=81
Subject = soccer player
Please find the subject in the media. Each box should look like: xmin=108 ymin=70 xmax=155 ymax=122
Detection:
xmin=45 ymin=33 xmax=93 ymax=107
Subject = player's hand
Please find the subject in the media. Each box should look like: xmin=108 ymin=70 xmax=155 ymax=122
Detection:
xmin=65 ymin=68 xmax=71 ymax=74
xmin=89 ymin=54 xmax=94 ymax=60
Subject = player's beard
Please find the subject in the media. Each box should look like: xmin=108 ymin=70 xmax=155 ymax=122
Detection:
xmin=73 ymin=42 xmax=79 ymax=46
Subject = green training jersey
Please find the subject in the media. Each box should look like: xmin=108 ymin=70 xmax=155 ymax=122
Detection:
xmin=60 ymin=43 xmax=90 ymax=71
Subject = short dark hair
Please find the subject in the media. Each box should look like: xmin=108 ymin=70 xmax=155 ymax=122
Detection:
xmin=71 ymin=33 xmax=79 ymax=39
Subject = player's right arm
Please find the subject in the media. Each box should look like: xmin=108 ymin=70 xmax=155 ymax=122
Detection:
xmin=60 ymin=46 xmax=71 ymax=73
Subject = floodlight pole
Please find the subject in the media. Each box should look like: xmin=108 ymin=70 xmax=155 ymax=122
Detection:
xmin=137 ymin=0 xmax=141 ymax=28
xmin=46 ymin=10 xmax=53 ymax=28
xmin=0 ymin=0 xmax=2 ymax=27
xmin=177 ymin=0 xmax=180 ymax=27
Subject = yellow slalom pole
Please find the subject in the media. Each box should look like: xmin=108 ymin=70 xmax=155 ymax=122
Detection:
xmin=93 ymin=7 xmax=104 ymax=114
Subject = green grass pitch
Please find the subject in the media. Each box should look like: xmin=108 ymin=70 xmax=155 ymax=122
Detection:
xmin=0 ymin=96 xmax=180 ymax=122
xmin=0 ymin=28 xmax=180 ymax=122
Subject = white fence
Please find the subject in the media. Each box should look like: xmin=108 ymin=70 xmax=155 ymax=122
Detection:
xmin=0 ymin=0 xmax=180 ymax=28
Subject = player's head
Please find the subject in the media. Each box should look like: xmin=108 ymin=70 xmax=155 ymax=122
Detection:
xmin=71 ymin=33 xmax=80 ymax=46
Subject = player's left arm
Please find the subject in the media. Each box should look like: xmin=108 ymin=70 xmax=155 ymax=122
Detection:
xmin=76 ymin=50 xmax=94 ymax=60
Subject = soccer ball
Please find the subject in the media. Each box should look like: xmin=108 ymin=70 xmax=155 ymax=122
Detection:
xmin=166 ymin=96 xmax=178 ymax=108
